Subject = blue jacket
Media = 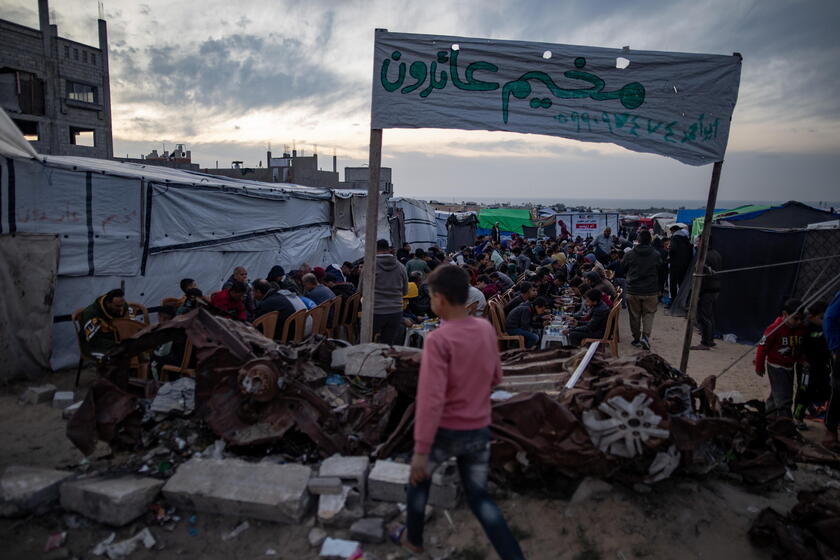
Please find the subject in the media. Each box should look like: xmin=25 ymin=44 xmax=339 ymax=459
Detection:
xmin=825 ymin=289 xmax=840 ymax=353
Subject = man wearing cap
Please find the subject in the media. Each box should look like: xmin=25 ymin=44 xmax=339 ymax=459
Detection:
xmin=371 ymin=239 xmax=409 ymax=345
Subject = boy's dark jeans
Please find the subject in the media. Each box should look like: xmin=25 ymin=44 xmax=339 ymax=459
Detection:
xmin=406 ymin=427 xmax=525 ymax=560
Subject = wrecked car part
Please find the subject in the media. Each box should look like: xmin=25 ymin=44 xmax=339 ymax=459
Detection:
xmin=582 ymin=393 xmax=670 ymax=459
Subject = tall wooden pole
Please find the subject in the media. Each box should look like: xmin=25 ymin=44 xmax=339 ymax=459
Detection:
xmin=359 ymin=128 xmax=383 ymax=343
xmin=679 ymin=160 xmax=723 ymax=373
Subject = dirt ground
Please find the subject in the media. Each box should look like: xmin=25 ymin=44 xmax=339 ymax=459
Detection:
xmin=0 ymin=307 xmax=836 ymax=560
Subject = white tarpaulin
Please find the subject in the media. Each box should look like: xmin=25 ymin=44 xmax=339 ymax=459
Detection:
xmin=372 ymin=31 xmax=741 ymax=166
xmin=556 ymin=213 xmax=620 ymax=239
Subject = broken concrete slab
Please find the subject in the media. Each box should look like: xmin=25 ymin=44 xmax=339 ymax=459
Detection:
xmin=62 ymin=402 xmax=82 ymax=420
xmin=19 ymin=384 xmax=57 ymax=405
xmin=365 ymin=500 xmax=400 ymax=521
xmin=318 ymin=485 xmax=364 ymax=528
xmin=308 ymin=527 xmax=328 ymax=548
xmin=0 ymin=465 xmax=74 ymax=517
xmin=319 ymin=455 xmax=370 ymax=496
xmin=368 ymin=460 xmax=459 ymax=509
xmin=60 ymin=475 xmax=164 ymax=526
xmin=350 ymin=517 xmax=384 ymax=543
xmin=308 ymin=477 xmax=343 ymax=495
xmin=319 ymin=537 xmax=361 ymax=559
xmin=52 ymin=391 xmax=75 ymax=409
xmin=163 ymin=458 xmax=311 ymax=523
xmin=570 ymin=477 xmax=613 ymax=504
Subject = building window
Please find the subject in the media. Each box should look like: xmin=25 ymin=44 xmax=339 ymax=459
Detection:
xmin=69 ymin=126 xmax=95 ymax=147
xmin=74 ymin=48 xmax=79 ymax=61
xmin=83 ymin=51 xmax=88 ymax=63
xmin=90 ymin=53 xmax=96 ymax=66
xmin=66 ymin=81 xmax=97 ymax=104
xmin=0 ymin=68 xmax=46 ymax=115
xmin=64 ymin=45 xmax=69 ymax=58
xmin=12 ymin=119 xmax=39 ymax=142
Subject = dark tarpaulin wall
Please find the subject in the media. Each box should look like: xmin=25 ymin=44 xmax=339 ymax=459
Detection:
xmin=445 ymin=213 xmax=477 ymax=252
xmin=710 ymin=226 xmax=806 ymax=343
xmin=794 ymin=228 xmax=840 ymax=300
xmin=724 ymin=201 xmax=837 ymax=229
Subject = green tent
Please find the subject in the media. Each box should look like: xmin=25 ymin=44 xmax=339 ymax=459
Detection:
xmin=691 ymin=204 xmax=771 ymax=239
xmin=477 ymin=208 xmax=533 ymax=234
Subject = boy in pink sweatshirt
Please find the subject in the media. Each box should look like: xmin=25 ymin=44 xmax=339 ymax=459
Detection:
xmin=398 ymin=265 xmax=525 ymax=559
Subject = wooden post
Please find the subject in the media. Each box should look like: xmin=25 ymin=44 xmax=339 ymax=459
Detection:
xmin=359 ymin=129 xmax=383 ymax=343
xmin=679 ymin=160 xmax=723 ymax=373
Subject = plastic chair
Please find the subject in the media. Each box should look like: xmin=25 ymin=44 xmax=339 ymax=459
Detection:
xmin=307 ymin=304 xmax=328 ymax=337
xmin=113 ymin=318 xmax=150 ymax=379
xmin=488 ymin=301 xmax=524 ymax=350
xmin=253 ymin=311 xmax=280 ymax=340
xmin=466 ymin=301 xmax=479 ymax=316
xmin=339 ymin=292 xmax=362 ymax=343
xmin=159 ymin=297 xmax=181 ymax=323
xmin=278 ymin=309 xmax=308 ymax=344
xmin=324 ymin=296 xmax=343 ymax=337
xmin=160 ymin=339 xmax=196 ymax=379
xmin=582 ymin=299 xmax=622 ymax=357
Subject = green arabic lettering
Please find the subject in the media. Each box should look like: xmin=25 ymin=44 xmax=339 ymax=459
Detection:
xmin=500 ymin=57 xmax=646 ymax=123
xmin=380 ymin=50 xmax=405 ymax=92
xmin=601 ymin=112 xmax=613 ymax=133
xmin=553 ymin=112 xmax=568 ymax=123
xmin=627 ymin=114 xmax=640 ymax=136
xmin=663 ymin=121 xmax=678 ymax=143
xmin=401 ymin=61 xmax=428 ymax=94
xmin=449 ymin=49 xmax=500 ymax=91
xmin=646 ymin=119 xmax=663 ymax=135
xmin=419 ymin=60 xmax=448 ymax=98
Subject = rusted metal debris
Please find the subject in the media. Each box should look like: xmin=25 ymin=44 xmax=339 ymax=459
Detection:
xmin=68 ymin=308 xmax=840 ymax=489
xmin=750 ymin=488 xmax=840 ymax=559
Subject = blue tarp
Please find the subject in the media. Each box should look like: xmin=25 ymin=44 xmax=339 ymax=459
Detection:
xmin=675 ymin=208 xmax=728 ymax=225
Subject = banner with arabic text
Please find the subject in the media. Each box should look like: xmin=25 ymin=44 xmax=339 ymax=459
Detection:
xmin=371 ymin=31 xmax=741 ymax=166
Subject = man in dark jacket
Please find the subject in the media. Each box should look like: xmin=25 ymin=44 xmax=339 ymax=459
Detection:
xmin=253 ymin=279 xmax=296 ymax=340
xmin=668 ymin=225 xmax=693 ymax=302
xmin=267 ymin=265 xmax=301 ymax=295
xmin=623 ymin=230 xmax=662 ymax=350
xmin=371 ymin=239 xmax=409 ymax=345
xmin=80 ymin=289 xmax=134 ymax=357
xmin=323 ymin=272 xmax=355 ymax=301
xmin=567 ymin=289 xmax=610 ymax=346
xmin=505 ymin=296 xmax=548 ymax=349
xmin=692 ymin=245 xmax=723 ymax=350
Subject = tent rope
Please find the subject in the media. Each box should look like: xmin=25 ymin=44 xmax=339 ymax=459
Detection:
xmin=692 ymin=253 xmax=840 ymax=277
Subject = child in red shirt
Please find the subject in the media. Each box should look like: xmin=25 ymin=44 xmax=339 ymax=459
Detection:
xmin=397 ymin=265 xmax=524 ymax=560
xmin=755 ymin=298 xmax=806 ymax=417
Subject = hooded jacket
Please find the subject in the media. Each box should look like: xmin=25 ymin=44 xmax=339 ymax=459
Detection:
xmin=623 ymin=244 xmax=662 ymax=296
xmin=373 ymin=253 xmax=408 ymax=314
xmin=80 ymin=295 xmax=136 ymax=355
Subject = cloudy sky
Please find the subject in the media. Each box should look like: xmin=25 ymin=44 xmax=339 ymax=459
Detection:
xmin=5 ymin=0 xmax=840 ymax=204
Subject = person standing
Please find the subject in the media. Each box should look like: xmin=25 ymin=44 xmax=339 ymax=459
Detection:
xmin=397 ymin=265 xmax=524 ymax=559
xmin=491 ymin=222 xmax=501 ymax=245
xmin=823 ymin=289 xmax=840 ymax=446
xmin=692 ymin=245 xmax=723 ymax=350
xmin=623 ymin=229 xmax=662 ymax=350
xmin=755 ymin=299 xmax=806 ymax=417
xmin=371 ymin=239 xmax=409 ymax=345
xmin=667 ymin=224 xmax=692 ymax=302
xmin=593 ymin=227 xmax=613 ymax=264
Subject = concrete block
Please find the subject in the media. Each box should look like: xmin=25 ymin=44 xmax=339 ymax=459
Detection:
xmin=60 ymin=476 xmax=163 ymax=526
xmin=52 ymin=391 xmax=75 ymax=409
xmin=319 ymin=537 xmax=361 ymax=559
xmin=308 ymin=527 xmax=328 ymax=548
xmin=308 ymin=477 xmax=343 ymax=495
xmin=0 ymin=465 xmax=74 ymax=517
xmin=368 ymin=460 xmax=459 ymax=509
xmin=318 ymin=485 xmax=364 ymax=528
xmin=163 ymin=458 xmax=311 ymax=523
xmin=62 ymin=401 xmax=82 ymax=420
xmin=20 ymin=384 xmax=57 ymax=404
xmin=350 ymin=517 xmax=384 ymax=543
xmin=319 ymin=455 xmax=370 ymax=496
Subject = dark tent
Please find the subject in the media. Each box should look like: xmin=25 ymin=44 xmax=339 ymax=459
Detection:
xmin=446 ymin=213 xmax=477 ymax=252
xmin=722 ymin=201 xmax=837 ymax=229
xmin=669 ymin=224 xmax=840 ymax=343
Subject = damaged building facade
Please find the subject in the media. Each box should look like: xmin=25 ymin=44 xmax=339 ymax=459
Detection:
xmin=0 ymin=0 xmax=114 ymax=158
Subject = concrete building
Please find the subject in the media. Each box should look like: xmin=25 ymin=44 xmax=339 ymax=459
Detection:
xmin=201 ymin=150 xmax=340 ymax=188
xmin=339 ymin=166 xmax=393 ymax=195
xmin=0 ymin=0 xmax=113 ymax=158
xmin=115 ymin=145 xmax=200 ymax=171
